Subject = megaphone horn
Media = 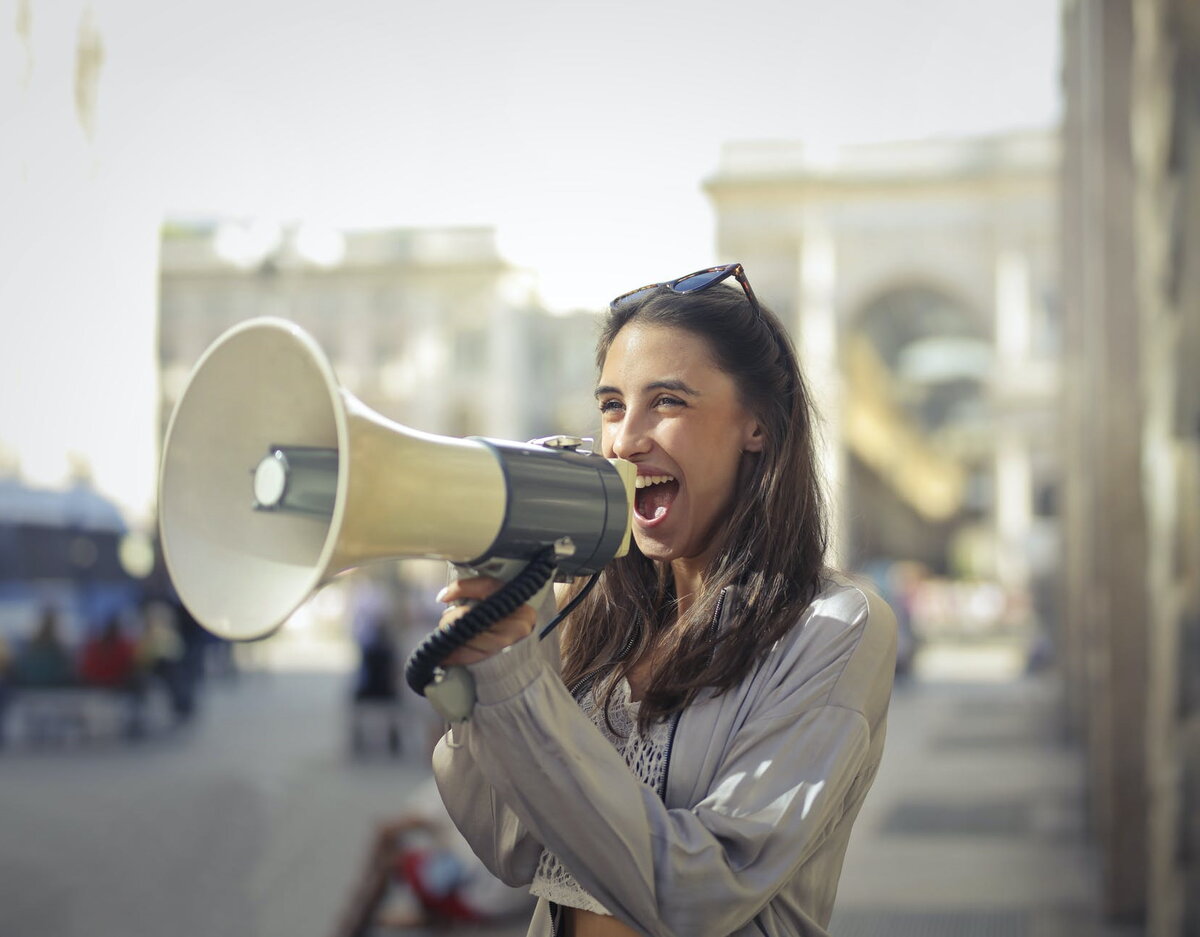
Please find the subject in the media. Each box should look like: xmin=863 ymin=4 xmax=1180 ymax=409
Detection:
xmin=158 ymin=317 xmax=634 ymax=644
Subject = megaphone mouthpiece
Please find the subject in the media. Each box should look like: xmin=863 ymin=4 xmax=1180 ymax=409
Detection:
xmin=252 ymin=446 xmax=338 ymax=515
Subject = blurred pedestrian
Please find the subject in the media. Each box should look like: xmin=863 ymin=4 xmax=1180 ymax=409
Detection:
xmin=351 ymin=582 xmax=399 ymax=703
xmin=855 ymin=558 xmax=925 ymax=679
xmin=347 ymin=579 xmax=406 ymax=755
xmin=137 ymin=599 xmax=195 ymax=720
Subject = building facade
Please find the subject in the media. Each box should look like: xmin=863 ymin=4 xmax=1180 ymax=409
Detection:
xmin=1061 ymin=1 xmax=1200 ymax=933
xmin=158 ymin=221 xmax=601 ymax=447
xmin=704 ymin=131 xmax=1061 ymax=630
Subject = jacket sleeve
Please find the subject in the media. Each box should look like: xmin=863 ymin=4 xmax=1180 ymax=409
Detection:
xmin=430 ymin=585 xmax=565 ymax=887
xmin=432 ymin=722 xmax=547 ymax=887
xmin=430 ymin=635 xmax=555 ymax=887
xmin=434 ymin=594 xmax=895 ymax=937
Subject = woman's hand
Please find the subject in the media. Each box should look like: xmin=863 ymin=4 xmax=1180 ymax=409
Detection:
xmin=436 ymin=576 xmax=538 ymax=666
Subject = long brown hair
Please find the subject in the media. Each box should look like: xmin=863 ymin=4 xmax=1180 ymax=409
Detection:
xmin=561 ymin=283 xmax=829 ymax=729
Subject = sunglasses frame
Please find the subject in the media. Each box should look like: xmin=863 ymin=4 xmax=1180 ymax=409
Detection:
xmin=610 ymin=262 xmax=761 ymax=314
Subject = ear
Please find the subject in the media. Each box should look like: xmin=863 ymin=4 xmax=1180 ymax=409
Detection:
xmin=742 ymin=418 xmax=765 ymax=454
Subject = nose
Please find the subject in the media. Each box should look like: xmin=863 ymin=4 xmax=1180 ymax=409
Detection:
xmin=608 ymin=412 xmax=652 ymax=461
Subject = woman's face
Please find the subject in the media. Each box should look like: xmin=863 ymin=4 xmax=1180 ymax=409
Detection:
xmin=596 ymin=322 xmax=763 ymax=568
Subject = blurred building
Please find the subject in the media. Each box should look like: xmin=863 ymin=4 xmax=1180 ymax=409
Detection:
xmin=1060 ymin=1 xmax=1199 ymax=934
xmin=705 ymin=130 xmax=1060 ymax=627
xmin=0 ymin=476 xmax=139 ymax=645
xmin=158 ymin=222 xmax=600 ymax=447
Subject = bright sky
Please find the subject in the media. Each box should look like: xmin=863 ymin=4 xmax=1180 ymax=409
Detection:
xmin=0 ymin=0 xmax=1060 ymax=524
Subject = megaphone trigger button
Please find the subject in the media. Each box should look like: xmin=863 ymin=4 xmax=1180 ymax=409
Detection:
xmin=553 ymin=537 xmax=576 ymax=558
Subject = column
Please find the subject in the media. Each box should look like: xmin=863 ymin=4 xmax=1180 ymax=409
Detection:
xmin=798 ymin=209 xmax=843 ymax=566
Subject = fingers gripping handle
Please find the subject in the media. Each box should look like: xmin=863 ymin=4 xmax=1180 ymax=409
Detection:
xmin=447 ymin=556 xmax=557 ymax=610
xmin=404 ymin=548 xmax=557 ymax=721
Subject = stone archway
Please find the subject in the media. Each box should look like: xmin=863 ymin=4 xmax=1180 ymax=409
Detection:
xmin=841 ymin=284 xmax=992 ymax=574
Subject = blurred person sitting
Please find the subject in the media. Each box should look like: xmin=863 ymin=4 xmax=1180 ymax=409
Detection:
xmin=78 ymin=616 xmax=139 ymax=690
xmin=333 ymin=777 xmax=532 ymax=937
xmin=10 ymin=608 xmax=80 ymax=743
xmin=12 ymin=607 xmax=76 ymax=688
xmin=79 ymin=615 xmax=146 ymax=737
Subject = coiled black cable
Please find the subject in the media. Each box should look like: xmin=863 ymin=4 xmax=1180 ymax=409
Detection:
xmin=404 ymin=546 xmax=558 ymax=696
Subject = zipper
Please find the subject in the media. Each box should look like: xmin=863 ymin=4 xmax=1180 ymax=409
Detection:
xmin=616 ymin=614 xmax=640 ymax=660
xmin=571 ymin=616 xmax=640 ymax=701
xmin=657 ymin=710 xmax=683 ymax=802
xmin=657 ymin=587 xmax=727 ymax=803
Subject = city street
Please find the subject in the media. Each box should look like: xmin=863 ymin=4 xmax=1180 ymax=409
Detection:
xmin=0 ymin=651 xmax=1140 ymax=937
xmin=0 ymin=669 xmax=431 ymax=937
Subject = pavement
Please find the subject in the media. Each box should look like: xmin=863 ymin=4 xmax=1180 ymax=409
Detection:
xmin=828 ymin=668 xmax=1141 ymax=937
xmin=0 ymin=644 xmax=1144 ymax=937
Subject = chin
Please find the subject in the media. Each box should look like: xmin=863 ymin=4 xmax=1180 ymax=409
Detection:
xmin=634 ymin=530 xmax=709 ymax=568
xmin=632 ymin=531 xmax=677 ymax=564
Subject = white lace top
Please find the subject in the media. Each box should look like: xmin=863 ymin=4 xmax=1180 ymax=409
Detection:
xmin=528 ymin=677 xmax=673 ymax=915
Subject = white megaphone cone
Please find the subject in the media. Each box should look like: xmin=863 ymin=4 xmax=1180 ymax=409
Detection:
xmin=159 ymin=317 xmax=634 ymax=645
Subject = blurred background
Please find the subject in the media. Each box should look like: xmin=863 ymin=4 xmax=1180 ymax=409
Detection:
xmin=1 ymin=1 xmax=1197 ymax=936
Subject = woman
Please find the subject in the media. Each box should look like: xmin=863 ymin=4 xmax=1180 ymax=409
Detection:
xmin=432 ymin=264 xmax=897 ymax=937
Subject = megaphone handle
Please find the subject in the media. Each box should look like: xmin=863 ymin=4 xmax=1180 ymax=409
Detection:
xmin=446 ymin=557 xmax=556 ymax=613
xmin=403 ymin=547 xmax=558 ymax=716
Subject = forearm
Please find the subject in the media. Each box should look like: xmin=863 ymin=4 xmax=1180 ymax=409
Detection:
xmin=432 ymin=722 xmax=546 ymax=887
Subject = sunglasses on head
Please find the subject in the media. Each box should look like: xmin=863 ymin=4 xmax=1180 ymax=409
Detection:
xmin=610 ymin=262 xmax=761 ymax=315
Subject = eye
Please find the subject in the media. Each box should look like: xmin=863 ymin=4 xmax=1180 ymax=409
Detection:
xmin=653 ymin=395 xmax=685 ymax=409
xmin=598 ymin=398 xmax=624 ymax=415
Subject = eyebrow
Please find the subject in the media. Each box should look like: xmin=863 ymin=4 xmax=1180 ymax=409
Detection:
xmin=594 ymin=379 xmax=702 ymax=399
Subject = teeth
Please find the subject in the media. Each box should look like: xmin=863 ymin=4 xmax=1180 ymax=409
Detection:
xmin=634 ymin=474 xmax=676 ymax=489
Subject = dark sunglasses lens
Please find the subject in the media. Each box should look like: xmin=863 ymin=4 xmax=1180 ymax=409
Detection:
xmin=672 ymin=270 xmax=728 ymax=293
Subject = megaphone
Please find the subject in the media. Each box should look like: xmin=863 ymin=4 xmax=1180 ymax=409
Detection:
xmin=159 ymin=317 xmax=635 ymax=656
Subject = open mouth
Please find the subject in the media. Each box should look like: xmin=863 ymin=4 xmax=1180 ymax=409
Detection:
xmin=634 ymin=474 xmax=679 ymax=522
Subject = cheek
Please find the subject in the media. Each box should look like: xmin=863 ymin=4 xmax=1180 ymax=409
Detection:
xmin=696 ymin=440 xmax=746 ymax=498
